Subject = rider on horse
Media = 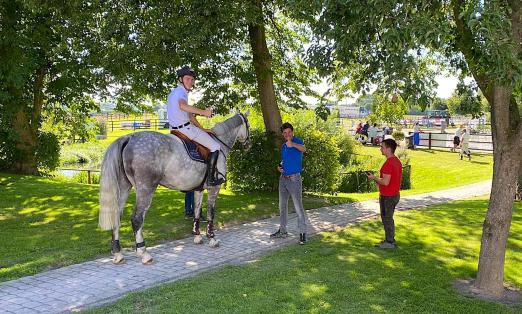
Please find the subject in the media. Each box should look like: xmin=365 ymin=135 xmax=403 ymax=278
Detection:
xmin=167 ymin=66 xmax=223 ymax=186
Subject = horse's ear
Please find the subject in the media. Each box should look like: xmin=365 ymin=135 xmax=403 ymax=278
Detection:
xmin=245 ymin=109 xmax=250 ymax=117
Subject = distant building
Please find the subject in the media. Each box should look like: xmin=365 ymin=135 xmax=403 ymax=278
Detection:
xmin=100 ymin=102 xmax=116 ymax=113
xmin=339 ymin=106 xmax=370 ymax=118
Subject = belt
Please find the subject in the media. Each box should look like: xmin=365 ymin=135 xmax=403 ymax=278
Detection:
xmin=282 ymin=173 xmax=300 ymax=179
xmin=171 ymin=122 xmax=190 ymax=130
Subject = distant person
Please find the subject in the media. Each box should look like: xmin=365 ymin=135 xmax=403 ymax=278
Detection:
xmin=368 ymin=123 xmax=379 ymax=145
xmin=270 ymin=122 xmax=308 ymax=245
xmin=355 ymin=122 xmax=363 ymax=134
xmin=380 ymin=126 xmax=390 ymax=139
xmin=460 ymin=128 xmax=471 ymax=160
xmin=440 ymin=119 xmax=447 ymax=133
xmin=412 ymin=122 xmax=421 ymax=148
xmin=452 ymin=125 xmax=464 ymax=152
xmin=362 ymin=121 xmax=370 ymax=136
xmin=367 ymin=139 xmax=403 ymax=249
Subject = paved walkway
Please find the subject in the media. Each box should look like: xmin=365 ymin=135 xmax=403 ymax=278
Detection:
xmin=0 ymin=181 xmax=491 ymax=313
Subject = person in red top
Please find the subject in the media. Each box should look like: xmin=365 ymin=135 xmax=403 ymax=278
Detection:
xmin=367 ymin=138 xmax=402 ymax=249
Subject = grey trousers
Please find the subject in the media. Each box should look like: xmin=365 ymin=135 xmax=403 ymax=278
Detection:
xmin=279 ymin=173 xmax=307 ymax=234
xmin=379 ymin=195 xmax=400 ymax=243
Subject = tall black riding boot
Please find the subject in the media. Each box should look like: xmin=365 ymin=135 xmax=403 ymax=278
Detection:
xmin=206 ymin=151 xmax=223 ymax=186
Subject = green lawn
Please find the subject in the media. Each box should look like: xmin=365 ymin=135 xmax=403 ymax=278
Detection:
xmin=0 ymin=174 xmax=351 ymax=283
xmin=356 ymin=146 xmax=493 ymax=195
xmin=87 ymin=199 xmax=522 ymax=314
xmin=0 ymin=148 xmax=493 ymax=282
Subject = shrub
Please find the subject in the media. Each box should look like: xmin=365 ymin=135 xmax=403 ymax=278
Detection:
xmin=71 ymin=170 xmax=100 ymax=184
xmin=338 ymin=152 xmax=381 ymax=193
xmin=392 ymin=130 xmax=405 ymax=141
xmin=339 ymin=166 xmax=411 ymax=193
xmin=95 ymin=120 xmax=107 ymax=135
xmin=227 ymin=130 xmax=280 ymax=192
xmin=59 ymin=142 xmax=106 ymax=168
xmin=401 ymin=164 xmax=412 ymax=190
xmin=339 ymin=171 xmax=378 ymax=193
xmin=335 ymin=133 xmax=356 ymax=166
xmin=227 ymin=128 xmax=342 ymax=194
xmin=36 ymin=132 xmax=60 ymax=172
xmin=299 ymin=129 xmax=340 ymax=194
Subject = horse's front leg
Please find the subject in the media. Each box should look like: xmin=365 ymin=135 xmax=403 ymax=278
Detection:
xmin=131 ymin=188 xmax=154 ymax=264
xmin=193 ymin=190 xmax=204 ymax=244
xmin=206 ymin=185 xmax=221 ymax=248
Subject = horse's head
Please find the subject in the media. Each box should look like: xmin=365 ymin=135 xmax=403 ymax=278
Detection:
xmin=237 ymin=110 xmax=251 ymax=150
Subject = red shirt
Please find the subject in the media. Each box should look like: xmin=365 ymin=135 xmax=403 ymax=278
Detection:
xmin=379 ymin=156 xmax=402 ymax=196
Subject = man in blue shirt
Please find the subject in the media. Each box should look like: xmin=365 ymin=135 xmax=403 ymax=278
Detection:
xmin=270 ymin=122 xmax=308 ymax=245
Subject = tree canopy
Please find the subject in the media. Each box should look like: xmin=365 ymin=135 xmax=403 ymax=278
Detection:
xmin=289 ymin=0 xmax=522 ymax=297
xmin=1 ymin=0 xmax=323 ymax=172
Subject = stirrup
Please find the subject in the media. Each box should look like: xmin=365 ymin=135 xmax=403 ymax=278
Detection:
xmin=207 ymin=176 xmax=224 ymax=186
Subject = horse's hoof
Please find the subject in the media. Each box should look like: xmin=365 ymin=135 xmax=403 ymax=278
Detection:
xmin=140 ymin=251 xmax=154 ymax=265
xmin=113 ymin=252 xmax=125 ymax=264
xmin=194 ymin=235 xmax=204 ymax=244
xmin=208 ymin=238 xmax=220 ymax=248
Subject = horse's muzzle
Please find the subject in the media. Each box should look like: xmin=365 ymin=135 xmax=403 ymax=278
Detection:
xmin=242 ymin=141 xmax=252 ymax=151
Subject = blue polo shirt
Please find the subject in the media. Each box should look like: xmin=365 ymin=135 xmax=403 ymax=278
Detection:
xmin=281 ymin=137 xmax=304 ymax=176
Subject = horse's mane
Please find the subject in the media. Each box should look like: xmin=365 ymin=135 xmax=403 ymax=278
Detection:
xmin=211 ymin=114 xmax=243 ymax=136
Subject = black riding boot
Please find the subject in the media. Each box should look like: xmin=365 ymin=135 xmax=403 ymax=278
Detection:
xmin=206 ymin=151 xmax=223 ymax=186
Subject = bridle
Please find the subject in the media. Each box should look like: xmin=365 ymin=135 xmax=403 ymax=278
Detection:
xmin=237 ymin=113 xmax=251 ymax=149
xmin=212 ymin=113 xmax=250 ymax=150
xmin=209 ymin=113 xmax=251 ymax=182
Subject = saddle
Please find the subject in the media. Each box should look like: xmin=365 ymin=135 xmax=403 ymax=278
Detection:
xmin=170 ymin=130 xmax=210 ymax=163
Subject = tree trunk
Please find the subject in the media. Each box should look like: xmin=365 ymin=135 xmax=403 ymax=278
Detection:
xmin=248 ymin=0 xmax=282 ymax=143
xmin=10 ymin=66 xmax=47 ymax=175
xmin=515 ymin=161 xmax=522 ymax=201
xmin=474 ymin=85 xmax=522 ymax=296
xmin=12 ymin=108 xmax=39 ymax=174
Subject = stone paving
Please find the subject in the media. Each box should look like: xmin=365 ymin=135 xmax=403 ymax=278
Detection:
xmin=0 ymin=180 xmax=491 ymax=313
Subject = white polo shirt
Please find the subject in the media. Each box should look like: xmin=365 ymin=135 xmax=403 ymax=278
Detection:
xmin=167 ymin=84 xmax=190 ymax=128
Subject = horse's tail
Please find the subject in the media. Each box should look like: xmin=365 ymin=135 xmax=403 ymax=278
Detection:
xmin=99 ymin=135 xmax=131 ymax=230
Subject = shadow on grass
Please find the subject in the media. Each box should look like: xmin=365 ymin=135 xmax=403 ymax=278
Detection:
xmin=469 ymin=160 xmax=491 ymax=165
xmin=0 ymin=173 xmax=356 ymax=282
xmin=87 ymin=199 xmax=522 ymax=313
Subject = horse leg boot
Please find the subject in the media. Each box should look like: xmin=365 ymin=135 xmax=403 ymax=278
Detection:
xmin=112 ymin=230 xmax=124 ymax=264
xmin=193 ymin=218 xmax=204 ymax=244
xmin=131 ymin=212 xmax=153 ymax=265
xmin=206 ymin=151 xmax=223 ymax=186
xmin=207 ymin=221 xmax=219 ymax=247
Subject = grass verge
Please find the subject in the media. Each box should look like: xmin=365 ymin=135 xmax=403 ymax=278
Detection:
xmin=87 ymin=199 xmax=522 ymax=313
xmin=0 ymin=148 xmax=492 ymax=282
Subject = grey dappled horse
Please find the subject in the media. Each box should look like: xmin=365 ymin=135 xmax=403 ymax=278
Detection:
xmin=99 ymin=112 xmax=250 ymax=264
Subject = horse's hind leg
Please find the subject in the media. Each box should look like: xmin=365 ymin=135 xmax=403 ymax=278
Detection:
xmin=112 ymin=182 xmax=131 ymax=264
xmin=192 ymin=190 xmax=204 ymax=244
xmin=131 ymin=187 xmax=156 ymax=264
xmin=206 ymin=185 xmax=221 ymax=248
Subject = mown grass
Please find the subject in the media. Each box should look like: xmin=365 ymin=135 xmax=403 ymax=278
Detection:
xmin=0 ymin=148 xmax=493 ymax=282
xmin=355 ymin=146 xmax=493 ymax=195
xmin=0 ymin=174 xmax=350 ymax=283
xmin=87 ymin=199 xmax=522 ymax=314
